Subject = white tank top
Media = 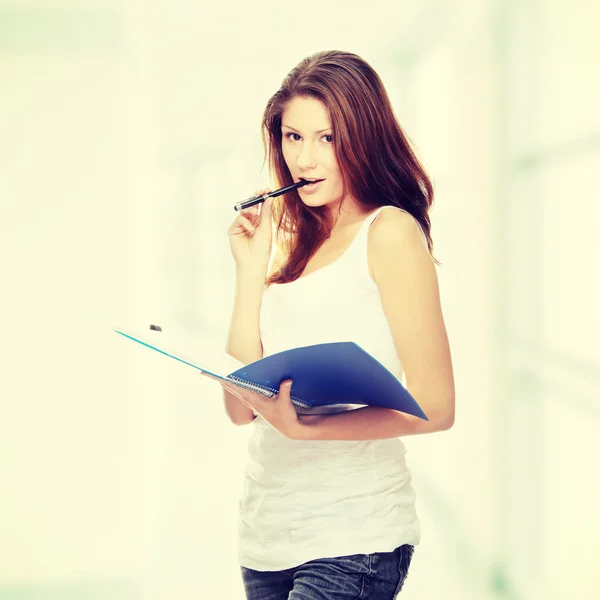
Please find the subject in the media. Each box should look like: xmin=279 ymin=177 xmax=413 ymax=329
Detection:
xmin=238 ymin=206 xmax=425 ymax=571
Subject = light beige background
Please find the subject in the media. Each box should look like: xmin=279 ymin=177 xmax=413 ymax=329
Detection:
xmin=1 ymin=0 xmax=599 ymax=598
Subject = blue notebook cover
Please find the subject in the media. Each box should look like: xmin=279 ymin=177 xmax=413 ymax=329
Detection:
xmin=114 ymin=327 xmax=428 ymax=420
xmin=230 ymin=342 xmax=428 ymax=420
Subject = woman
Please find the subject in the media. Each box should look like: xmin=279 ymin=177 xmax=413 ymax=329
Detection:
xmin=220 ymin=50 xmax=454 ymax=600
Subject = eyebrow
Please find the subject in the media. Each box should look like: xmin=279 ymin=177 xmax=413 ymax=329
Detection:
xmin=281 ymin=125 xmax=332 ymax=134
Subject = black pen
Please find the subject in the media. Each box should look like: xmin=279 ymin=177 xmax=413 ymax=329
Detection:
xmin=233 ymin=180 xmax=313 ymax=211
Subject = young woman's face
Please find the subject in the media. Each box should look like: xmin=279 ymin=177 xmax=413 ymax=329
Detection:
xmin=281 ymin=96 xmax=346 ymax=210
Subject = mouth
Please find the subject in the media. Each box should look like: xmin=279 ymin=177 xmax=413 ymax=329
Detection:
xmin=298 ymin=178 xmax=325 ymax=193
xmin=298 ymin=177 xmax=325 ymax=191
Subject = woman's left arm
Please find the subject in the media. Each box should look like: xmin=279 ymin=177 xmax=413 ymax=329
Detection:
xmin=295 ymin=209 xmax=455 ymax=441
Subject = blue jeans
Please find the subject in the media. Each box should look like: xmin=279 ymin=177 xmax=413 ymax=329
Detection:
xmin=241 ymin=544 xmax=414 ymax=600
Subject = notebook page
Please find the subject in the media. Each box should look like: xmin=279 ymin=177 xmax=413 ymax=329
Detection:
xmin=114 ymin=325 xmax=245 ymax=378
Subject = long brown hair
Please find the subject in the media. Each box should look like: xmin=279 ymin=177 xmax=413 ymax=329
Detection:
xmin=262 ymin=50 xmax=438 ymax=285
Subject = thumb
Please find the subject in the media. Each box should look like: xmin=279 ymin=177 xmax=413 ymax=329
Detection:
xmin=280 ymin=379 xmax=293 ymax=392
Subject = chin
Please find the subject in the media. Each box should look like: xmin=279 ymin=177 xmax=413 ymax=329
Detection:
xmin=299 ymin=196 xmax=330 ymax=208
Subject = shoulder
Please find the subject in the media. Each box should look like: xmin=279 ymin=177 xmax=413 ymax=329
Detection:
xmin=367 ymin=206 xmax=433 ymax=283
xmin=368 ymin=207 xmax=430 ymax=261
xmin=368 ymin=207 xmax=437 ymax=298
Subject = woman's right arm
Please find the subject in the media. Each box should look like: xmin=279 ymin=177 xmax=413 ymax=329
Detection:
xmin=223 ymin=269 xmax=267 ymax=425
xmin=222 ymin=189 xmax=274 ymax=425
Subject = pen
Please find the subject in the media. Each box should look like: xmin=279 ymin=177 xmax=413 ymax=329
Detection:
xmin=233 ymin=180 xmax=312 ymax=211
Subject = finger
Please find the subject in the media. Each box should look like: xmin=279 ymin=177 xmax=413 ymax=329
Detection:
xmin=240 ymin=204 xmax=260 ymax=219
xmin=221 ymin=382 xmax=242 ymax=398
xmin=222 ymin=383 xmax=253 ymax=407
xmin=278 ymin=380 xmax=293 ymax=395
xmin=230 ymin=215 xmax=255 ymax=236
xmin=208 ymin=376 xmax=255 ymax=409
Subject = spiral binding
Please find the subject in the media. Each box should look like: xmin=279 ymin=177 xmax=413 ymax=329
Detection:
xmin=227 ymin=375 xmax=310 ymax=408
xmin=228 ymin=375 xmax=277 ymax=397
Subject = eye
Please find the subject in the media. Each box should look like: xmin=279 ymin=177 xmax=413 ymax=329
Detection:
xmin=283 ymin=132 xmax=333 ymax=143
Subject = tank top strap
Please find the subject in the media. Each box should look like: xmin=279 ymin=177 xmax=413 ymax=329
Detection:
xmin=362 ymin=205 xmax=390 ymax=230
xmin=350 ymin=206 xmax=388 ymax=249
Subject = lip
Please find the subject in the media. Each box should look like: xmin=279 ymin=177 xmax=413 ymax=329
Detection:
xmin=298 ymin=178 xmax=324 ymax=194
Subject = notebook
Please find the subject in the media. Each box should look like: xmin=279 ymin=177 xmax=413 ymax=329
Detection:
xmin=114 ymin=326 xmax=428 ymax=420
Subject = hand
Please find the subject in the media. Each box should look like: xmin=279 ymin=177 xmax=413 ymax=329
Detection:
xmin=202 ymin=371 xmax=303 ymax=439
xmin=228 ymin=189 xmax=274 ymax=271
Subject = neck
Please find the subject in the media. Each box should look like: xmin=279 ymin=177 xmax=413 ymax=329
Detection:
xmin=326 ymin=198 xmax=373 ymax=233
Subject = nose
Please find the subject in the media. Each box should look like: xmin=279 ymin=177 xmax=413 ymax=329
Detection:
xmin=296 ymin=141 xmax=318 ymax=170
